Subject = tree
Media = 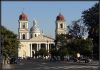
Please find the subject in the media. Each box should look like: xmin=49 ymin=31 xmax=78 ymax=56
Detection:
xmin=0 ymin=26 xmax=19 ymax=59
xmin=38 ymin=48 xmax=48 ymax=58
xmin=55 ymin=34 xmax=70 ymax=61
xmin=82 ymin=3 xmax=99 ymax=60
xmin=67 ymin=38 xmax=92 ymax=57
xmin=80 ymin=38 xmax=93 ymax=57
xmin=58 ymin=46 xmax=68 ymax=61
xmin=56 ymin=34 xmax=68 ymax=48
xmin=49 ymin=48 xmax=58 ymax=61
xmin=35 ymin=51 xmax=39 ymax=57
xmin=67 ymin=18 xmax=88 ymax=39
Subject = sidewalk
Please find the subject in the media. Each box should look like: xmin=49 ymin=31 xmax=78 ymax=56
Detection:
xmin=90 ymin=60 xmax=99 ymax=66
xmin=2 ymin=64 xmax=13 ymax=70
xmin=52 ymin=60 xmax=99 ymax=66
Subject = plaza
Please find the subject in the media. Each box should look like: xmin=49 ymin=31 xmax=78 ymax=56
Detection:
xmin=2 ymin=59 xmax=99 ymax=70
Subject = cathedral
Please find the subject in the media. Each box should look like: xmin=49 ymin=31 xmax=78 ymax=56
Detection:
xmin=18 ymin=12 xmax=66 ymax=58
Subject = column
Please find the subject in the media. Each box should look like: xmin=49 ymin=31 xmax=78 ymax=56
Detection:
xmin=20 ymin=33 xmax=21 ymax=39
xmin=36 ymin=44 xmax=39 ymax=58
xmin=46 ymin=44 xmax=48 ymax=50
xmin=27 ymin=22 xmax=28 ymax=29
xmin=39 ymin=44 xmax=41 ymax=50
xmin=38 ymin=44 xmax=41 ymax=58
xmin=19 ymin=22 xmax=21 ymax=28
xmin=30 ymin=44 xmax=32 ymax=57
xmin=45 ymin=44 xmax=47 ymax=59
xmin=47 ymin=44 xmax=49 ymax=52
xmin=34 ymin=50 xmax=35 ymax=59
xmin=47 ymin=44 xmax=49 ymax=58
xmin=37 ymin=44 xmax=38 ymax=51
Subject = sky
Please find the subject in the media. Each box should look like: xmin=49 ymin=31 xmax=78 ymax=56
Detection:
xmin=1 ymin=1 xmax=98 ymax=38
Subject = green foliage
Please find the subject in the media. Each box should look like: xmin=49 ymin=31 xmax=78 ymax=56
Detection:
xmin=38 ymin=48 xmax=48 ymax=57
xmin=0 ymin=26 xmax=19 ymax=58
xmin=56 ymin=34 xmax=68 ymax=47
xmin=50 ymin=48 xmax=58 ymax=56
xmin=35 ymin=51 xmax=39 ymax=57
xmin=82 ymin=3 xmax=99 ymax=59
xmin=55 ymin=28 xmax=93 ymax=59
xmin=58 ymin=47 xmax=68 ymax=56
xmin=68 ymin=38 xmax=92 ymax=56
xmin=68 ymin=19 xmax=88 ymax=39
xmin=82 ymin=3 xmax=99 ymax=28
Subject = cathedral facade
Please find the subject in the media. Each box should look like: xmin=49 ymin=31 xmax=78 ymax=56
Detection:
xmin=18 ymin=12 xmax=66 ymax=58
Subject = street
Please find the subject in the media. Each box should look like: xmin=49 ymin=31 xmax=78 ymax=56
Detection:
xmin=2 ymin=59 xmax=99 ymax=70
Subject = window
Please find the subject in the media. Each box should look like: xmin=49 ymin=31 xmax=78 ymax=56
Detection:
xmin=23 ymin=25 xmax=25 ymax=28
xmin=22 ymin=23 xmax=26 ymax=28
xmin=31 ymin=34 xmax=32 ymax=38
xmin=35 ymin=34 xmax=36 ymax=37
xmin=60 ymin=24 xmax=63 ymax=28
xmin=22 ymin=34 xmax=25 ymax=39
xmin=23 ymin=24 xmax=25 ymax=28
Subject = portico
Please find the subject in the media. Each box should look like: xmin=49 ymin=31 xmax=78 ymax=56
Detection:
xmin=29 ymin=42 xmax=54 ymax=57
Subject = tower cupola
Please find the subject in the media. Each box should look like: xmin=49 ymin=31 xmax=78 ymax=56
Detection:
xmin=56 ymin=13 xmax=65 ymax=21
xmin=19 ymin=12 xmax=28 ymax=21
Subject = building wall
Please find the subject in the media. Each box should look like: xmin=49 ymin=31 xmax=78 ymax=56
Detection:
xmin=18 ymin=40 xmax=55 ymax=58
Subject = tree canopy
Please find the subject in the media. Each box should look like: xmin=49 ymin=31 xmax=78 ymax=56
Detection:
xmin=68 ymin=18 xmax=88 ymax=39
xmin=82 ymin=3 xmax=99 ymax=60
xmin=0 ymin=26 xmax=19 ymax=59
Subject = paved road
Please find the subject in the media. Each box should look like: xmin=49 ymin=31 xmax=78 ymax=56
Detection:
xmin=2 ymin=59 xmax=99 ymax=70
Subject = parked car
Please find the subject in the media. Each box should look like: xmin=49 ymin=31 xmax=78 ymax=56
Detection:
xmin=79 ymin=57 xmax=91 ymax=63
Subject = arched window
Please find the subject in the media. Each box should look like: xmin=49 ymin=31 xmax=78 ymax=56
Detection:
xmin=23 ymin=24 xmax=25 ymax=28
xmin=35 ymin=34 xmax=36 ymax=37
xmin=31 ymin=34 xmax=32 ymax=38
xmin=22 ymin=34 xmax=25 ymax=39
xmin=60 ymin=24 xmax=63 ymax=28
xmin=22 ymin=23 xmax=26 ymax=28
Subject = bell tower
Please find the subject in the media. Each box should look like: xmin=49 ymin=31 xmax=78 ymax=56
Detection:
xmin=18 ymin=12 xmax=29 ymax=39
xmin=55 ymin=13 xmax=66 ymax=37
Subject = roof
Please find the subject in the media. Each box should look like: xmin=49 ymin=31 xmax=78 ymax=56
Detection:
xmin=19 ymin=12 xmax=28 ymax=21
xmin=56 ymin=13 xmax=65 ymax=21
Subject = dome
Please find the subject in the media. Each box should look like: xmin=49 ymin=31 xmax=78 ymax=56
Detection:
xmin=56 ymin=13 xmax=64 ymax=21
xmin=19 ymin=12 xmax=28 ymax=21
xmin=30 ymin=26 xmax=40 ymax=33
xmin=30 ymin=20 xmax=40 ymax=33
